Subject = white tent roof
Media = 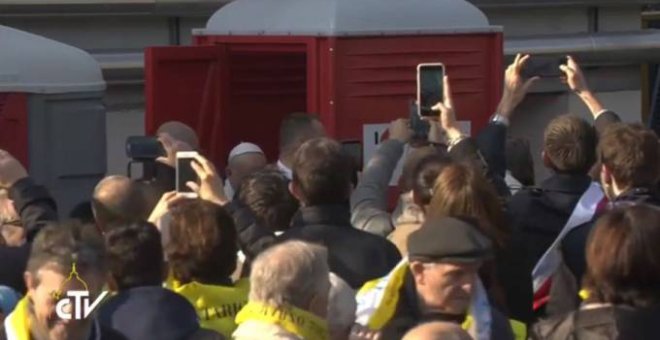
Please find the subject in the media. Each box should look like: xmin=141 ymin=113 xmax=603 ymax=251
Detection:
xmin=198 ymin=0 xmax=496 ymax=36
xmin=0 ymin=25 xmax=105 ymax=94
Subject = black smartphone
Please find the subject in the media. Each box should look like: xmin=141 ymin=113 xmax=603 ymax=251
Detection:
xmin=521 ymin=56 xmax=568 ymax=79
xmin=126 ymin=136 xmax=166 ymax=160
xmin=417 ymin=63 xmax=445 ymax=117
xmin=410 ymin=102 xmax=430 ymax=141
xmin=341 ymin=141 xmax=363 ymax=169
xmin=176 ymin=151 xmax=199 ymax=197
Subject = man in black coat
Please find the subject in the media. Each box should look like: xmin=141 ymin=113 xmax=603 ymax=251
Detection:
xmin=280 ymin=137 xmax=401 ymax=289
xmin=0 ymin=150 xmax=58 ymax=293
xmin=502 ymin=114 xmax=597 ymax=322
xmin=493 ymin=55 xmax=619 ymax=322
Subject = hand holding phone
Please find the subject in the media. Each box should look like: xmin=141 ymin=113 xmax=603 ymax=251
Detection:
xmin=417 ymin=63 xmax=445 ymax=117
xmin=520 ymin=56 xmax=567 ymax=79
xmin=176 ymin=151 xmax=200 ymax=198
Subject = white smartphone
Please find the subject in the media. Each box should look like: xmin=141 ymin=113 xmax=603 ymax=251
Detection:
xmin=176 ymin=151 xmax=200 ymax=198
xmin=417 ymin=63 xmax=445 ymax=118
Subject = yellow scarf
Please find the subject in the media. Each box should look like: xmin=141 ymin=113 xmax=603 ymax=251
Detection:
xmin=356 ymin=260 xmax=527 ymax=340
xmin=5 ymin=296 xmax=30 ymax=340
xmin=235 ymin=301 xmax=329 ymax=340
xmin=167 ymin=278 xmax=249 ymax=337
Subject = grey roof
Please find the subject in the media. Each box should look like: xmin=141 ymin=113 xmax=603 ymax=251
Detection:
xmin=0 ymin=25 xmax=105 ymax=94
xmin=197 ymin=0 xmax=498 ymax=37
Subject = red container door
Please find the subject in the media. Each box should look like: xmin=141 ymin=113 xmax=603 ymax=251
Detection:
xmin=146 ymin=41 xmax=315 ymax=166
xmin=0 ymin=93 xmax=29 ymax=166
xmin=145 ymin=45 xmax=229 ymax=167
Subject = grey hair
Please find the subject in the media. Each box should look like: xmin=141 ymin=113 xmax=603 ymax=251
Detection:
xmin=249 ymin=240 xmax=329 ymax=309
xmin=328 ymin=273 xmax=356 ymax=338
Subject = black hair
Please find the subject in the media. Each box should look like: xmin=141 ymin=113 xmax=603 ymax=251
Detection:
xmin=105 ymin=221 xmax=164 ymax=290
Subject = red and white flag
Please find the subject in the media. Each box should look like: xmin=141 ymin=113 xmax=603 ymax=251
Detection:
xmin=531 ymin=182 xmax=605 ymax=310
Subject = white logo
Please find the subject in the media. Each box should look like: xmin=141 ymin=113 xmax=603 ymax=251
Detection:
xmin=55 ymin=290 xmax=109 ymax=320
xmin=52 ymin=262 xmax=109 ymax=320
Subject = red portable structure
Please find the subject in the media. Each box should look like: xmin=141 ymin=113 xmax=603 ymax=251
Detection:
xmin=145 ymin=0 xmax=503 ymax=169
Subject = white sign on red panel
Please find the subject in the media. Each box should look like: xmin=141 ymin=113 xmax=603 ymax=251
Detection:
xmin=362 ymin=121 xmax=471 ymax=186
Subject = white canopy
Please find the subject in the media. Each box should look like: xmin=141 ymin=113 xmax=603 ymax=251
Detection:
xmin=0 ymin=25 xmax=105 ymax=94
xmin=198 ymin=0 xmax=496 ymax=36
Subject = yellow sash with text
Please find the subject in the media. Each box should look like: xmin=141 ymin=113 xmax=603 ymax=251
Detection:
xmin=235 ymin=301 xmax=329 ymax=340
xmin=168 ymin=278 xmax=249 ymax=337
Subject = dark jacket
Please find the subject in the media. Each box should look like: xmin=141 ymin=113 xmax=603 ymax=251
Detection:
xmin=497 ymin=110 xmax=621 ymax=322
xmin=8 ymin=177 xmax=58 ymax=242
xmin=225 ymin=200 xmax=276 ymax=263
xmin=531 ymin=304 xmax=660 ymax=340
xmin=381 ymin=269 xmax=514 ymax=340
xmin=500 ymin=174 xmax=592 ymax=323
xmin=98 ymin=286 xmax=223 ymax=340
xmin=278 ymin=204 xmax=401 ymax=289
xmin=0 ymin=244 xmax=29 ymax=293
xmin=562 ymin=188 xmax=660 ymax=284
xmin=0 ymin=177 xmax=58 ymax=293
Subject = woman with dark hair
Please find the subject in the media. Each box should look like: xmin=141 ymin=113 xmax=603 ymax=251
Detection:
xmin=165 ymin=199 xmax=249 ymax=338
xmin=532 ymin=204 xmax=660 ymax=339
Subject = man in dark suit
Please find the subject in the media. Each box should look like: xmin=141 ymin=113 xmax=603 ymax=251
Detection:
xmin=280 ymin=137 xmax=401 ymax=289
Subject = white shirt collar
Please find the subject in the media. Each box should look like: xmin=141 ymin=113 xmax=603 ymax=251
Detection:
xmin=224 ymin=179 xmax=235 ymax=199
xmin=277 ymin=160 xmax=293 ymax=180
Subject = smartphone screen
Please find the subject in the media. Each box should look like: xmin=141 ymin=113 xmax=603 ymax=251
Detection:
xmin=418 ymin=64 xmax=445 ymax=117
xmin=176 ymin=152 xmax=198 ymax=195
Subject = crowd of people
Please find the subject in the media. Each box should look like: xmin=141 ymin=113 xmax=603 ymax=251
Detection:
xmin=0 ymin=53 xmax=659 ymax=340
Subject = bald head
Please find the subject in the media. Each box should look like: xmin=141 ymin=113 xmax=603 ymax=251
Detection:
xmin=92 ymin=176 xmax=148 ymax=230
xmin=403 ymin=322 xmax=472 ymax=340
xmin=157 ymin=121 xmax=199 ymax=150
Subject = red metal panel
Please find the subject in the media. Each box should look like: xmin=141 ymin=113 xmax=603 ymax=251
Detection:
xmin=333 ymin=34 xmax=503 ymax=141
xmin=191 ymin=36 xmax=317 ymax=162
xmin=144 ymin=45 xmax=224 ymax=164
xmin=222 ymin=46 xmax=308 ymax=162
xmin=318 ymin=38 xmax=338 ymax=136
xmin=0 ymin=93 xmax=29 ymax=166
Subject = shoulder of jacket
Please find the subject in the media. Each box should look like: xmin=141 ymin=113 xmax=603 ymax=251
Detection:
xmin=530 ymin=311 xmax=577 ymax=340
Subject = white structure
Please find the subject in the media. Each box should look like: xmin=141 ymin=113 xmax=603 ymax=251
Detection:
xmin=201 ymin=0 xmax=491 ymax=36
xmin=0 ymin=25 xmax=106 ymax=215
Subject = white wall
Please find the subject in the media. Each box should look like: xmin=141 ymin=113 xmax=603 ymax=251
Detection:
xmin=509 ymin=90 xmax=642 ymax=181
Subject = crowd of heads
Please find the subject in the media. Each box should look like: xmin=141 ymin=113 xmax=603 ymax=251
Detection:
xmin=2 ymin=53 xmax=660 ymax=340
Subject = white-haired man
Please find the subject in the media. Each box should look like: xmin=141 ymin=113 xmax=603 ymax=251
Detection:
xmin=233 ymin=240 xmax=331 ymax=340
